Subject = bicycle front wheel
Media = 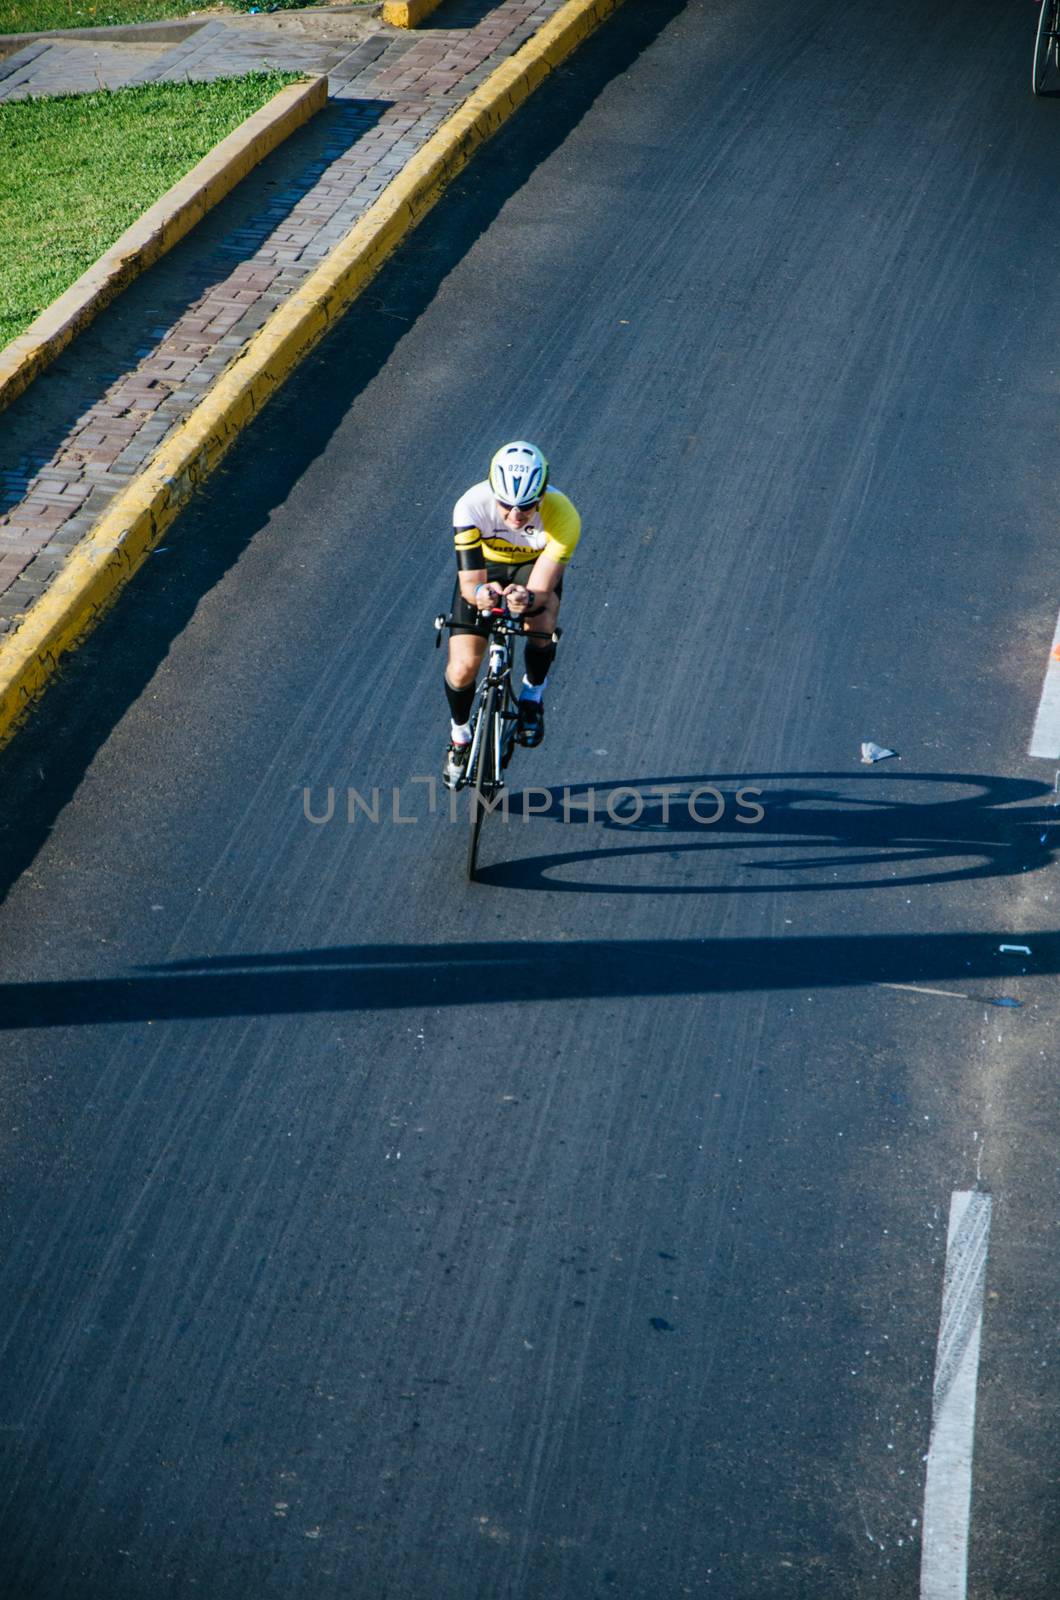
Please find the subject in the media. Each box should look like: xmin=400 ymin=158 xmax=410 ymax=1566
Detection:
xmin=499 ymin=678 xmax=519 ymax=770
xmin=467 ymin=684 xmax=497 ymax=881
xmin=1033 ymin=0 xmax=1058 ymax=94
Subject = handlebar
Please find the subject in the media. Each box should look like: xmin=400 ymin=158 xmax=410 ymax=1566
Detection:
xmin=433 ymin=609 xmax=562 ymax=647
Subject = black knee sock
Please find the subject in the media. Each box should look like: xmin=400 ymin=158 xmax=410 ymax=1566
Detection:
xmin=444 ymin=675 xmax=476 ymax=726
xmin=523 ymin=643 xmax=555 ymax=687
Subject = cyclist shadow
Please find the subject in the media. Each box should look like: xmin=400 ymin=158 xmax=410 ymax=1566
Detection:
xmin=483 ymin=769 xmax=1058 ymax=893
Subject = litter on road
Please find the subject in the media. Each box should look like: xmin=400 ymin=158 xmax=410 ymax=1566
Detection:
xmin=861 ymin=741 xmax=898 ymax=763
xmin=999 ymin=944 xmax=1031 ymax=955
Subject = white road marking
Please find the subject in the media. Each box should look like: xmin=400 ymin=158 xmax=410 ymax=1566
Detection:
xmin=877 ymin=983 xmax=970 ymax=1002
xmin=920 ymin=1190 xmax=992 ymax=1600
xmin=1029 ymin=606 xmax=1060 ymax=757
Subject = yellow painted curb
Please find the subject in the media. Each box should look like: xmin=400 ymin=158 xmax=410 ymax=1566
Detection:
xmin=382 ymin=0 xmax=443 ymax=25
xmin=0 ymin=0 xmax=626 ymax=749
xmin=0 ymin=75 xmax=327 ymax=417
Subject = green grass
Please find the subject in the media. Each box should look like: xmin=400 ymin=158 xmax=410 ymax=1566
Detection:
xmin=0 ymin=72 xmax=300 ymax=348
xmin=0 ymin=0 xmax=375 ymax=32
xmin=3 ymin=0 xmax=217 ymax=30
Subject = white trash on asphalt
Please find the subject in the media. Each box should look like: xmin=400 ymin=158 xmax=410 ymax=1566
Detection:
xmin=861 ymin=741 xmax=898 ymax=763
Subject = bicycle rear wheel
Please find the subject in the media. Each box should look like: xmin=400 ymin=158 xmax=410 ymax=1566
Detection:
xmin=1033 ymin=0 xmax=1059 ymax=94
xmin=467 ymin=684 xmax=497 ymax=881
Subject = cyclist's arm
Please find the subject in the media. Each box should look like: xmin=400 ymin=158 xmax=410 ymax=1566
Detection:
xmin=458 ymin=566 xmax=488 ymax=602
xmin=454 ymin=525 xmax=497 ymax=609
xmin=522 ymin=552 xmax=566 ymax=599
xmin=518 ymin=493 xmax=579 ymax=607
xmin=525 ymin=492 xmax=580 ymax=600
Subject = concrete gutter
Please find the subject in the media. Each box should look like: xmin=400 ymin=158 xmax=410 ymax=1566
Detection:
xmin=0 ymin=0 xmax=626 ymax=747
xmin=0 ymin=73 xmax=328 ymax=417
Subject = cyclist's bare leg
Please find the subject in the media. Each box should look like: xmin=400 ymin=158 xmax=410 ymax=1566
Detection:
xmin=442 ymin=632 xmax=486 ymax=786
xmin=447 ymin=632 xmax=486 ymax=690
xmin=512 ymin=588 xmax=559 ymax=749
xmin=521 ymin=589 xmax=560 ymax=636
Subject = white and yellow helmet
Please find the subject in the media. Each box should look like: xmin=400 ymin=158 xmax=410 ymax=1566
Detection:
xmin=489 ymin=441 xmax=549 ymax=506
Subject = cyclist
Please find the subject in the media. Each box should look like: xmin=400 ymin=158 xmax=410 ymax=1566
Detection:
xmin=443 ymin=441 xmax=581 ymax=788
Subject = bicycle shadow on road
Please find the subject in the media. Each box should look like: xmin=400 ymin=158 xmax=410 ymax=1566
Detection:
xmin=1 ymin=764 xmax=1057 ymax=1032
xmin=479 ymin=768 xmax=1060 ymax=894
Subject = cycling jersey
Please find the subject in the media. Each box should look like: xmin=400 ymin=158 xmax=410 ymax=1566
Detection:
xmin=453 ymin=481 xmax=581 ymax=569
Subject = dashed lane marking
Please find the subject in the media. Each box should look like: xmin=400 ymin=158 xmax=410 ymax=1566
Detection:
xmin=920 ymin=1190 xmax=992 ymax=1600
xmin=1029 ymin=605 xmax=1060 ymax=757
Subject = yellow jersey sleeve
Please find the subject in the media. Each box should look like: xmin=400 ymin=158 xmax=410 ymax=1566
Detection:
xmin=540 ymin=489 xmax=581 ymax=565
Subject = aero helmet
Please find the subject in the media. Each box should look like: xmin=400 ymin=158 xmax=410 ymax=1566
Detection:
xmin=489 ymin=441 xmax=549 ymax=507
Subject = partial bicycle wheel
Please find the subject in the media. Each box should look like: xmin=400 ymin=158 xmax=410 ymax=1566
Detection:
xmin=467 ymin=683 xmax=497 ymax=881
xmin=499 ymin=679 xmax=519 ymax=770
xmin=1033 ymin=0 xmax=1059 ymax=94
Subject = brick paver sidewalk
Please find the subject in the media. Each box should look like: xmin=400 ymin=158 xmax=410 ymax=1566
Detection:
xmin=0 ymin=0 xmax=563 ymax=628
xmin=0 ymin=9 xmax=383 ymax=100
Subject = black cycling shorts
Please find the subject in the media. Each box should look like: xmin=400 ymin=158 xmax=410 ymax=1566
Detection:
xmin=448 ymin=559 xmax=564 ymax=638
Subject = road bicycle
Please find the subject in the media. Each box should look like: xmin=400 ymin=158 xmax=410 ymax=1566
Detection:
xmin=1034 ymin=0 xmax=1060 ymax=94
xmin=434 ymin=602 xmax=560 ymax=881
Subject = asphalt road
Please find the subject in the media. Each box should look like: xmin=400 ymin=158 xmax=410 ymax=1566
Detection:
xmin=2 ymin=0 xmax=1059 ymax=1595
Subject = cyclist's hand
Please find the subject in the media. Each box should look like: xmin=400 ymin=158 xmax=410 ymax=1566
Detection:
xmin=474 ymin=581 xmax=503 ymax=611
xmin=504 ymin=583 xmax=531 ymax=615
